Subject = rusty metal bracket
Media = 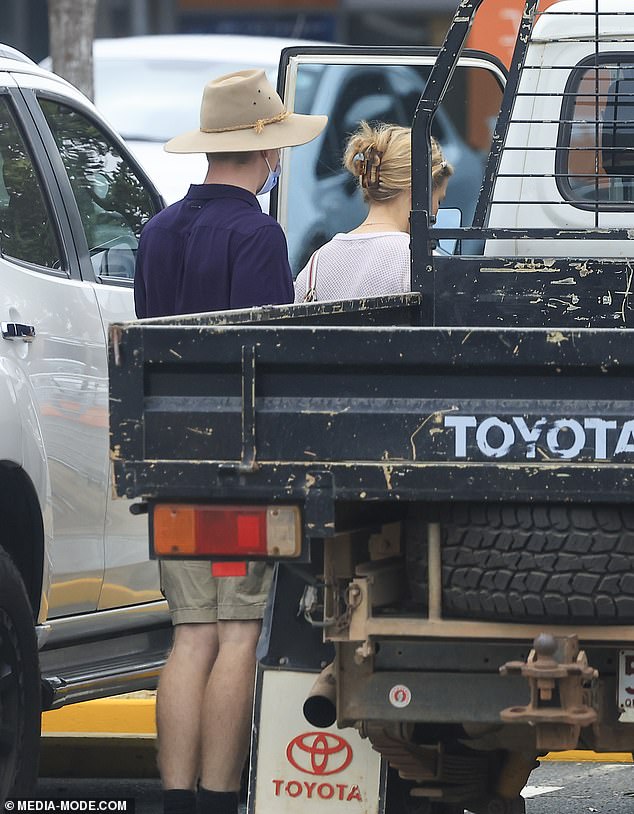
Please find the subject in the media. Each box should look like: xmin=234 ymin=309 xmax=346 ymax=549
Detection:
xmin=499 ymin=633 xmax=598 ymax=751
xmin=355 ymin=557 xmax=406 ymax=608
xmin=344 ymin=558 xmax=406 ymax=643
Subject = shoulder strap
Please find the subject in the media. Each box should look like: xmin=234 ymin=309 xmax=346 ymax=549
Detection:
xmin=304 ymin=248 xmax=320 ymax=302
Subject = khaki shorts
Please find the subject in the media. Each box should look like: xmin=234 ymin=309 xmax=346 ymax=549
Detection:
xmin=159 ymin=560 xmax=274 ymax=625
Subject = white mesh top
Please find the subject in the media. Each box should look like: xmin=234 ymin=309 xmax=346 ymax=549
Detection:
xmin=293 ymin=231 xmax=411 ymax=303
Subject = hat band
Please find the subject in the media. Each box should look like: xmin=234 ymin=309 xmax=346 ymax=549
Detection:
xmin=201 ymin=110 xmax=290 ymax=136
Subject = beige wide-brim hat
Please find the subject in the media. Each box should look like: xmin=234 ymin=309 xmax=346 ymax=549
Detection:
xmin=165 ymin=68 xmax=327 ymax=153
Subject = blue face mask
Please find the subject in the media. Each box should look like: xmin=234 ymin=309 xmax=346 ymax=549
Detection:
xmin=257 ymin=154 xmax=280 ymax=196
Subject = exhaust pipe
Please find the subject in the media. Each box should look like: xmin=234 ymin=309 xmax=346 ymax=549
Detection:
xmin=303 ymin=662 xmax=336 ymax=728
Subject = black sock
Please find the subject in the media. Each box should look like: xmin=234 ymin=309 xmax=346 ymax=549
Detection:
xmin=197 ymin=787 xmax=238 ymax=814
xmin=163 ymin=789 xmax=196 ymax=814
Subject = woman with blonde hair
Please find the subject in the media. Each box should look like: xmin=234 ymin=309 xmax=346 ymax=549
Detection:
xmin=294 ymin=121 xmax=453 ymax=302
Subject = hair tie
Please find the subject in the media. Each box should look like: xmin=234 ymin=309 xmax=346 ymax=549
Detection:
xmin=352 ymin=151 xmax=367 ymax=176
xmin=361 ymin=147 xmax=383 ymax=189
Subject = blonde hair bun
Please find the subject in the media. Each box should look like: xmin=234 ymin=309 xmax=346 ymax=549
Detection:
xmin=343 ymin=121 xmax=411 ymax=203
xmin=342 ymin=123 xmax=454 ymax=202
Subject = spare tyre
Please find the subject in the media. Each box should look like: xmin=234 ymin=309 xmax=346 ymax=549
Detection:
xmin=406 ymin=504 xmax=634 ymax=623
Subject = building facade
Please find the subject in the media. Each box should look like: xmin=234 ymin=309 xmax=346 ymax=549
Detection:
xmin=3 ymin=0 xmax=458 ymax=62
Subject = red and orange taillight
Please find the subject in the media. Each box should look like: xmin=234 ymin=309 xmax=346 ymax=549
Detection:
xmin=151 ymin=504 xmax=301 ymax=559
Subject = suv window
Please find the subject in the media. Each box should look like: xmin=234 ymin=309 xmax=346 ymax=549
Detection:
xmin=0 ymin=96 xmax=64 ymax=269
xmin=39 ymin=98 xmax=159 ymax=280
xmin=558 ymin=56 xmax=634 ymax=211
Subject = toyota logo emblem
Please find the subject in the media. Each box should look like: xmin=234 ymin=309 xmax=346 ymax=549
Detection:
xmin=286 ymin=732 xmax=353 ymax=775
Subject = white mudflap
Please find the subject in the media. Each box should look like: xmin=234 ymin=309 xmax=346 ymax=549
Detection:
xmin=248 ymin=667 xmax=385 ymax=814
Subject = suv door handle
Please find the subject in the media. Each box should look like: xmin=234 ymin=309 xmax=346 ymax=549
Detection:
xmin=2 ymin=322 xmax=36 ymax=342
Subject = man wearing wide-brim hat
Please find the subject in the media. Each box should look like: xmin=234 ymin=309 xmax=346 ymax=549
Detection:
xmin=134 ymin=67 xmax=326 ymax=317
xmin=134 ymin=69 xmax=326 ymax=814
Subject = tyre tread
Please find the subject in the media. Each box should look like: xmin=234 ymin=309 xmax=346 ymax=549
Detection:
xmin=407 ymin=505 xmax=634 ymax=623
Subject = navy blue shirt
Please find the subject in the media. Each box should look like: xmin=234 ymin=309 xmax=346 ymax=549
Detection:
xmin=134 ymin=184 xmax=293 ymax=318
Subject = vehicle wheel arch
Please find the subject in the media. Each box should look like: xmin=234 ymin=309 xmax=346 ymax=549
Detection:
xmin=0 ymin=540 xmax=41 ymax=802
xmin=0 ymin=462 xmax=44 ymax=620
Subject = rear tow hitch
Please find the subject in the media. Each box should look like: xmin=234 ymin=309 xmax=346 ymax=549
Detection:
xmin=499 ymin=633 xmax=598 ymax=751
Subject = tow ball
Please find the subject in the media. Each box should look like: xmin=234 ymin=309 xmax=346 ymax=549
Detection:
xmin=499 ymin=633 xmax=598 ymax=751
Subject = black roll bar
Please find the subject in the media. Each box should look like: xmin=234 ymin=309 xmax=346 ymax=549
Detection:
xmin=410 ymin=0 xmax=539 ymax=325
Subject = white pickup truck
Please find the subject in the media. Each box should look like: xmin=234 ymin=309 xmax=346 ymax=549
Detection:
xmin=0 ymin=45 xmax=172 ymax=800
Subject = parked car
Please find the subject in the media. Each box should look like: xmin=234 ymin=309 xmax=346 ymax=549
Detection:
xmin=0 ymin=43 xmax=170 ymax=802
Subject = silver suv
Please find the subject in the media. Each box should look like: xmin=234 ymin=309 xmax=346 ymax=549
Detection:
xmin=0 ymin=44 xmax=171 ymax=801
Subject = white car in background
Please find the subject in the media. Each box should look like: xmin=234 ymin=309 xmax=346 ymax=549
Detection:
xmin=83 ymin=35 xmax=312 ymax=203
